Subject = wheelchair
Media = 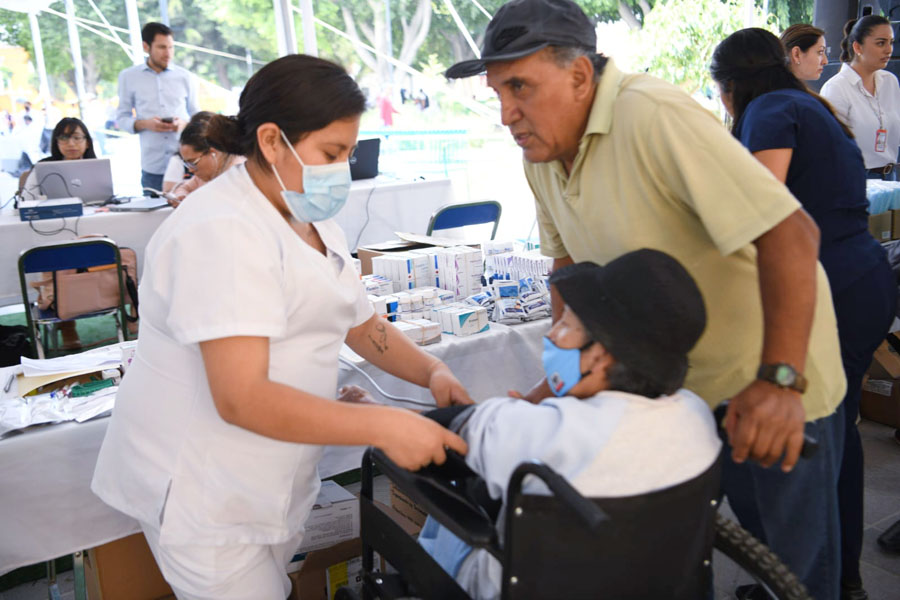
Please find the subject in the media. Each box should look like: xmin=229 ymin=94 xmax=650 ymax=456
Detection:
xmin=340 ymin=442 xmax=811 ymax=600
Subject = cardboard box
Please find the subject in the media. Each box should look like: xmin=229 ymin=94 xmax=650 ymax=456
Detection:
xmin=84 ymin=533 xmax=174 ymax=600
xmin=389 ymin=481 xmax=428 ymax=528
xmin=356 ymin=240 xmax=435 ymax=275
xmin=869 ymin=335 xmax=900 ymax=379
xmin=289 ymin=501 xmax=420 ymax=600
xmin=860 ymin=379 xmax=900 ymax=428
xmin=864 ymin=211 xmax=894 ymax=241
xmin=299 ymin=481 xmax=361 ymax=554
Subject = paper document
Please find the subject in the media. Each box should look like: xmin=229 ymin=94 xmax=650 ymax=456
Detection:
xmin=21 ymin=345 xmax=123 ymax=377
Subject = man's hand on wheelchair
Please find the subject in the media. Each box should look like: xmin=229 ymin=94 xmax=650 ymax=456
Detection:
xmin=428 ymin=361 xmax=473 ymax=407
xmin=725 ymin=379 xmax=806 ymax=472
xmin=377 ymin=409 xmax=469 ymax=470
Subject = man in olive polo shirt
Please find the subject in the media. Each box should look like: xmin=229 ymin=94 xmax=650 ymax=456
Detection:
xmin=447 ymin=1 xmax=846 ymax=598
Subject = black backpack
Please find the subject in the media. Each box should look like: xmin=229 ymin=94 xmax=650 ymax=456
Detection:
xmin=0 ymin=325 xmax=34 ymax=367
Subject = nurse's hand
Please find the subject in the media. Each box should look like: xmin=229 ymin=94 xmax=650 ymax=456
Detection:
xmin=378 ymin=408 xmax=468 ymax=470
xmin=427 ymin=362 xmax=473 ymax=407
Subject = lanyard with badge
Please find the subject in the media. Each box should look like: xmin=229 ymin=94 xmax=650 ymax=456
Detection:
xmin=863 ymin=80 xmax=888 ymax=153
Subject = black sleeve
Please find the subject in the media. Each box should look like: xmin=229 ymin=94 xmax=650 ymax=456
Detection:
xmin=423 ymin=405 xmax=476 ymax=432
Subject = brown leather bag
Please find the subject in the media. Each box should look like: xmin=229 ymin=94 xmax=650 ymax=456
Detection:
xmin=30 ymin=247 xmax=139 ymax=328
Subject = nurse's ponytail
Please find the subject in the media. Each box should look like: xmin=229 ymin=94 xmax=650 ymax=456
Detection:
xmin=840 ymin=15 xmax=891 ymax=63
xmin=208 ymin=54 xmax=366 ymax=168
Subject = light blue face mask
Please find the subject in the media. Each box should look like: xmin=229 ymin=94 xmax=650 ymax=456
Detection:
xmin=542 ymin=336 xmax=594 ymax=397
xmin=270 ymin=129 xmax=351 ymax=222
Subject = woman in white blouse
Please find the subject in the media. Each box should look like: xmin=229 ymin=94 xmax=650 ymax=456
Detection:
xmin=821 ymin=15 xmax=900 ymax=180
xmin=92 ymin=55 xmax=470 ymax=600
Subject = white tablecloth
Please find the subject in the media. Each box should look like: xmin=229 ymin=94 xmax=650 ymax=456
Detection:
xmin=0 ymin=177 xmax=454 ymax=307
xmin=0 ymin=318 xmax=548 ymax=575
xmin=333 ymin=176 xmax=454 ymax=251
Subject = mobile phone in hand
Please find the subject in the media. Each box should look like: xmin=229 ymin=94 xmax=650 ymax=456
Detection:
xmin=160 ymin=117 xmax=174 ymax=124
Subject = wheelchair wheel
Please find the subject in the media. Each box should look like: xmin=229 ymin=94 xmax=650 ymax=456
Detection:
xmin=714 ymin=514 xmax=810 ymax=600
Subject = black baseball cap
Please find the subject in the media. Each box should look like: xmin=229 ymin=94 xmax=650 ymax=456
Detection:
xmin=445 ymin=0 xmax=597 ymax=79
xmin=549 ymin=249 xmax=707 ymax=393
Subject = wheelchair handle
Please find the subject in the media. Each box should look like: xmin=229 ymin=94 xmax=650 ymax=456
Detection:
xmin=714 ymin=401 xmax=819 ymax=460
xmin=506 ymin=460 xmax=608 ymax=532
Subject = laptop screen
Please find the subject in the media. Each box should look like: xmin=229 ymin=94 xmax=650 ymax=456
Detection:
xmin=350 ymin=138 xmax=380 ymax=180
xmin=33 ymin=158 xmax=114 ymax=204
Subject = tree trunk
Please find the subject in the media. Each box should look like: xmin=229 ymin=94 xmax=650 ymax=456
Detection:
xmin=341 ymin=6 xmax=378 ymax=71
xmin=215 ymin=60 xmax=232 ymax=90
xmin=398 ymin=0 xmax=432 ymax=66
xmin=82 ymin=51 xmax=101 ymax=97
xmin=618 ymin=1 xmax=642 ymax=30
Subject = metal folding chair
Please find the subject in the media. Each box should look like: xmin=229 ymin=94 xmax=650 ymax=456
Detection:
xmin=18 ymin=238 xmax=130 ymax=358
xmin=426 ymin=201 xmax=502 ymax=240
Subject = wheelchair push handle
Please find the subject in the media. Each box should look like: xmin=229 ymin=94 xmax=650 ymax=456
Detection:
xmin=507 ymin=461 xmax=609 ymax=533
xmin=713 ymin=401 xmax=819 ymax=460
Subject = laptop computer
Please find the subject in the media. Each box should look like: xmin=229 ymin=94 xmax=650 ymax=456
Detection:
xmin=350 ymin=138 xmax=380 ymax=180
xmin=109 ymin=196 xmax=170 ymax=212
xmin=33 ymin=158 xmax=114 ymax=205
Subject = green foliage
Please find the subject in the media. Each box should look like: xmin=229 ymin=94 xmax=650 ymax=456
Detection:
xmin=630 ymin=0 xmax=776 ymax=98
xmin=0 ymin=0 xmax=815 ymax=106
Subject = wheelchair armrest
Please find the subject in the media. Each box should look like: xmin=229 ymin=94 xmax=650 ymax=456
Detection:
xmin=368 ymin=448 xmax=501 ymax=553
xmin=507 ymin=460 xmax=609 ymax=533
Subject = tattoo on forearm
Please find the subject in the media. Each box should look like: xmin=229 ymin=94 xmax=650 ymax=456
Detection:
xmin=368 ymin=322 xmax=389 ymax=355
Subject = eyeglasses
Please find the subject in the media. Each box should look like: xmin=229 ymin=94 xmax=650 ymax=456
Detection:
xmin=180 ymin=152 xmax=206 ymax=170
xmin=58 ymin=134 xmax=86 ymax=143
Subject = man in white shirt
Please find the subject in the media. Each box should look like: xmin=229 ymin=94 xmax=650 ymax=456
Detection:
xmin=419 ymin=249 xmax=721 ymax=599
xmin=116 ymin=22 xmax=198 ymax=191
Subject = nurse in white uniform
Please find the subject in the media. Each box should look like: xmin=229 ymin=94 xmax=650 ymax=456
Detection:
xmin=91 ymin=54 xmax=470 ymax=600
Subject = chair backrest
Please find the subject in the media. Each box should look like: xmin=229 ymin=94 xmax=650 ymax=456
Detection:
xmin=19 ymin=239 xmax=120 ymax=275
xmin=17 ymin=239 xmax=127 ymax=354
xmin=502 ymin=452 xmax=723 ymax=600
xmin=426 ymin=201 xmax=502 ymax=240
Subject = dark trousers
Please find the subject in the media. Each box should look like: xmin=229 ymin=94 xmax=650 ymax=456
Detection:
xmin=722 ymin=403 xmax=845 ymax=600
xmin=833 ymin=259 xmax=897 ymax=585
xmin=141 ymin=170 xmax=164 ymax=192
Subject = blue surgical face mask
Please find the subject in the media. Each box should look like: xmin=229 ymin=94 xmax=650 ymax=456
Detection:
xmin=270 ymin=129 xmax=351 ymax=222
xmin=542 ymin=336 xmax=594 ymax=397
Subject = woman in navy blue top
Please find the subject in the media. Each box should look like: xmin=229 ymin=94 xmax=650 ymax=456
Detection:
xmin=712 ymin=28 xmax=896 ymax=599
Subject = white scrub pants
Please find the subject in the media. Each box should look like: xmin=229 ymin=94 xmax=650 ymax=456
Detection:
xmin=140 ymin=521 xmax=304 ymax=600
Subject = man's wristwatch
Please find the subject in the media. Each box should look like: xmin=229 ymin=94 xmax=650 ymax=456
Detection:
xmin=757 ymin=363 xmax=807 ymax=393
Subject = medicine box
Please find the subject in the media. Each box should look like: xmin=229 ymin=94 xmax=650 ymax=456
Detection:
xmin=294 ymin=481 xmax=359 ymax=557
xmin=393 ymin=319 xmax=442 ymax=345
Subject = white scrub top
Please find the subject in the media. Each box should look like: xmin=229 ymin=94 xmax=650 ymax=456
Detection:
xmin=821 ymin=63 xmax=900 ymax=169
xmin=92 ymin=163 xmax=373 ymax=547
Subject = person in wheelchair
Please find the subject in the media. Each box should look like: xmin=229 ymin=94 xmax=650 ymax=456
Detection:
xmin=418 ymin=249 xmax=722 ymax=599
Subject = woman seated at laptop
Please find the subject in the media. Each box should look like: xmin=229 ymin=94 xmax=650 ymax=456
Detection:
xmin=167 ymin=111 xmax=245 ymax=207
xmin=21 ymin=117 xmax=97 ymax=200
xmin=21 ymin=117 xmax=98 ymax=350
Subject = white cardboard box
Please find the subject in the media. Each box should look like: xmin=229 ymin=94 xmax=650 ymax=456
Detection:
xmin=288 ymin=481 xmax=359 ymax=572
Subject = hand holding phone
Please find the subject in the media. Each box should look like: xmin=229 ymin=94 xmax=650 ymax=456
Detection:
xmin=160 ymin=117 xmax=174 ymax=124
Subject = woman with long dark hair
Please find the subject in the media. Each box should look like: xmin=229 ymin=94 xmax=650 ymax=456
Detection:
xmin=91 ymin=54 xmax=471 ymax=599
xmin=21 ymin=117 xmax=97 ymax=198
xmin=712 ymin=28 xmax=896 ymax=600
xmin=821 ymin=15 xmax=900 ymax=180
xmin=21 ymin=117 xmax=98 ymax=350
